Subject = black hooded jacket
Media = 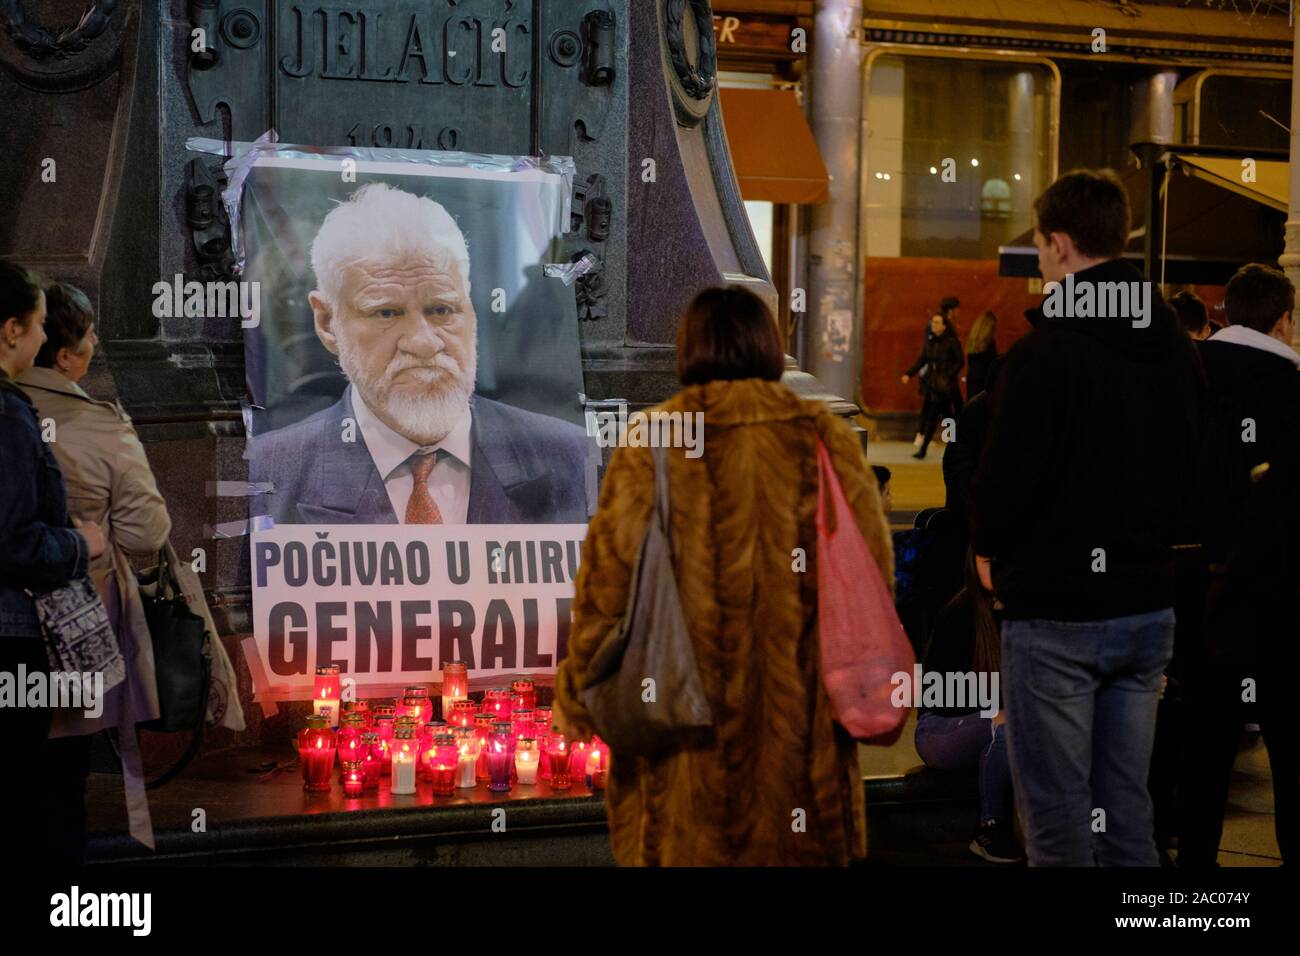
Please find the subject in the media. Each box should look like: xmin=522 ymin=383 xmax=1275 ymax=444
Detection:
xmin=972 ymin=258 xmax=1206 ymax=621
xmin=1196 ymin=332 xmax=1300 ymax=562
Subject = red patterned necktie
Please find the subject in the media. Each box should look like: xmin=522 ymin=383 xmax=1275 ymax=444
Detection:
xmin=405 ymin=451 xmax=444 ymax=524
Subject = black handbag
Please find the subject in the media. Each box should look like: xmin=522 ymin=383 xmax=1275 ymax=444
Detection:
xmin=135 ymin=548 xmax=210 ymax=786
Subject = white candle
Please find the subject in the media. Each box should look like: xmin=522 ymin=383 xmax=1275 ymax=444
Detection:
xmin=515 ymin=749 xmax=538 ymax=786
xmin=390 ymin=751 xmax=417 ymax=795
xmin=456 ymin=748 xmax=477 ymax=789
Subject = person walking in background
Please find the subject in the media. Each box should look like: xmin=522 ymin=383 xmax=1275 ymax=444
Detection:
xmin=1176 ymin=263 xmax=1300 ymax=868
xmin=17 ymin=282 xmax=175 ymax=858
xmin=1170 ymin=290 xmax=1222 ymax=342
xmin=553 ymin=286 xmax=894 ymax=866
xmin=901 ymin=312 xmax=964 ymax=460
xmin=914 ymin=549 xmax=1020 ymax=864
xmin=0 ymin=262 xmax=107 ymax=866
xmin=964 ymin=311 xmax=998 ymax=399
xmin=972 ymin=170 xmax=1204 ymax=866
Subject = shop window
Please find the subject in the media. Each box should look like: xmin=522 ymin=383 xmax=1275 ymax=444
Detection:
xmin=744 ymin=200 xmax=776 ymax=275
xmin=865 ymin=55 xmax=1055 ymax=260
xmin=1196 ymin=75 xmax=1289 ymax=150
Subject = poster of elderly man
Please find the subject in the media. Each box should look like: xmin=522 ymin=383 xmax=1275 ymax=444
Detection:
xmin=233 ymin=146 xmax=592 ymax=527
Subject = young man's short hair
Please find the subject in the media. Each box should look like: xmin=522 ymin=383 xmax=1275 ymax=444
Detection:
xmin=1223 ymin=263 xmax=1295 ymax=335
xmin=1033 ymin=169 xmax=1129 ymax=261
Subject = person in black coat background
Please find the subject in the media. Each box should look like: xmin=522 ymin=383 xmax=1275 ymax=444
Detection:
xmin=964 ymin=310 xmax=999 ymax=400
xmin=1176 ymin=263 xmax=1300 ymax=867
xmin=1198 ymin=425 xmax=1300 ymax=867
xmin=902 ymin=312 xmax=965 ymax=460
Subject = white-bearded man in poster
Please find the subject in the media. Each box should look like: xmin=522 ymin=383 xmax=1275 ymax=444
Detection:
xmin=249 ymin=183 xmax=590 ymax=526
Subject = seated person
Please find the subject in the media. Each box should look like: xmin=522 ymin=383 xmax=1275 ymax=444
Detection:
xmin=914 ymin=548 xmax=1021 ymax=864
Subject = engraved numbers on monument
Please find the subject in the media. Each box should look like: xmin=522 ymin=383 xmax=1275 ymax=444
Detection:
xmin=274 ymin=0 xmax=533 ymax=153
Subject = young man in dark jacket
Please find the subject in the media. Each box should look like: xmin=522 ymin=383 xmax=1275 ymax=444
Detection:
xmin=1177 ymin=264 xmax=1300 ymax=867
xmin=972 ymin=170 xmax=1205 ymax=866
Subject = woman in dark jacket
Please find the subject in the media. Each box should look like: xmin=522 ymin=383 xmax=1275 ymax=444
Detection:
xmin=915 ymin=549 xmax=1020 ymax=864
xmin=0 ymin=261 xmax=106 ymax=865
xmin=964 ymin=310 xmax=998 ymax=399
xmin=902 ymin=312 xmax=965 ymax=459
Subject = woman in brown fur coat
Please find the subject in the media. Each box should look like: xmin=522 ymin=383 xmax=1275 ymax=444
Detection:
xmin=555 ymin=287 xmax=894 ymax=866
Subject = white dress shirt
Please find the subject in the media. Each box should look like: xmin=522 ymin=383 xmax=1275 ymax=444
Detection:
xmin=350 ymin=386 xmax=473 ymax=523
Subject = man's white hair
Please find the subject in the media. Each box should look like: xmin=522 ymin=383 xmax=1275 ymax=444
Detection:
xmin=310 ymin=183 xmax=471 ymax=305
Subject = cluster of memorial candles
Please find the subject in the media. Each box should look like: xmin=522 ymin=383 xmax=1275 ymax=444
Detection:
xmin=297 ymin=663 xmax=608 ymax=798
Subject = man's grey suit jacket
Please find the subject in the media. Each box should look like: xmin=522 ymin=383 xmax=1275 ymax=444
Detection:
xmin=248 ymin=391 xmax=591 ymax=525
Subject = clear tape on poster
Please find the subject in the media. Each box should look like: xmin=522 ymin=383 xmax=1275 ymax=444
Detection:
xmin=206 ymin=481 xmax=275 ymax=497
xmin=544 ymin=252 xmax=600 ymax=288
xmin=186 ymin=130 xmax=578 ymax=275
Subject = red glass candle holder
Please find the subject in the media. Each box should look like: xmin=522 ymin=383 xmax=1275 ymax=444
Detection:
xmin=340 ymin=699 xmax=371 ymax=728
xmin=584 ymin=746 xmax=606 ymax=790
xmin=337 ymin=716 xmax=368 ymax=766
xmin=510 ymin=708 xmax=536 ymax=742
xmin=342 ymin=760 xmax=365 ymax=798
xmin=487 ymin=723 xmax=513 ymax=792
xmin=427 ymin=736 xmax=459 ymax=796
xmin=373 ymin=716 xmax=396 ymax=775
xmin=440 ymin=661 xmax=469 ymax=720
xmin=482 ymin=687 xmax=512 ymax=720
xmin=372 ymin=702 xmax=397 ymax=721
xmin=535 ymin=709 xmax=553 ymax=780
xmin=361 ymin=733 xmax=382 ymax=789
xmin=473 ymin=714 xmax=495 ymax=780
xmin=298 ymin=714 xmax=337 ymax=792
xmin=567 ymin=739 xmax=590 ymax=781
xmin=313 ymin=665 xmax=342 ymax=728
xmin=510 ymin=678 xmax=536 ymax=712
xmin=448 ymin=699 xmax=477 ymax=729
xmin=547 ymin=734 xmax=572 ymax=790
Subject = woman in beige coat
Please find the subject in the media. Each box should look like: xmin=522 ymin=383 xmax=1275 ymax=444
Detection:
xmin=555 ymin=287 xmax=894 ymax=866
xmin=17 ymin=283 xmax=171 ymax=854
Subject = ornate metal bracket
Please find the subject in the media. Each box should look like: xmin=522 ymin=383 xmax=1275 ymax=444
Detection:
xmin=0 ymin=0 xmax=127 ymax=91
xmin=186 ymin=159 xmax=235 ymax=280
xmin=582 ymin=9 xmax=615 ymax=87
xmin=572 ymin=173 xmax=612 ymax=243
xmin=187 ymin=0 xmax=220 ymax=70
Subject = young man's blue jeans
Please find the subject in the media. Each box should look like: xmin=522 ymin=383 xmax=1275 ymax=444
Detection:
xmin=1001 ymin=609 xmax=1175 ymax=866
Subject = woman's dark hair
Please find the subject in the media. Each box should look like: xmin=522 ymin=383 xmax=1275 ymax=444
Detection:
xmin=0 ymin=260 xmax=43 ymax=330
xmin=1169 ymin=290 xmax=1209 ymax=336
xmin=676 ymin=286 xmax=784 ymax=386
xmin=35 ymin=283 xmax=94 ymax=368
xmin=964 ymin=547 xmax=1001 ymax=675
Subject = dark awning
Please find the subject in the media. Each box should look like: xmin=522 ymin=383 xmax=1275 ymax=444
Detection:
xmin=998 ymin=154 xmax=1285 ymax=285
xmin=718 ymin=88 xmax=830 ymax=206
